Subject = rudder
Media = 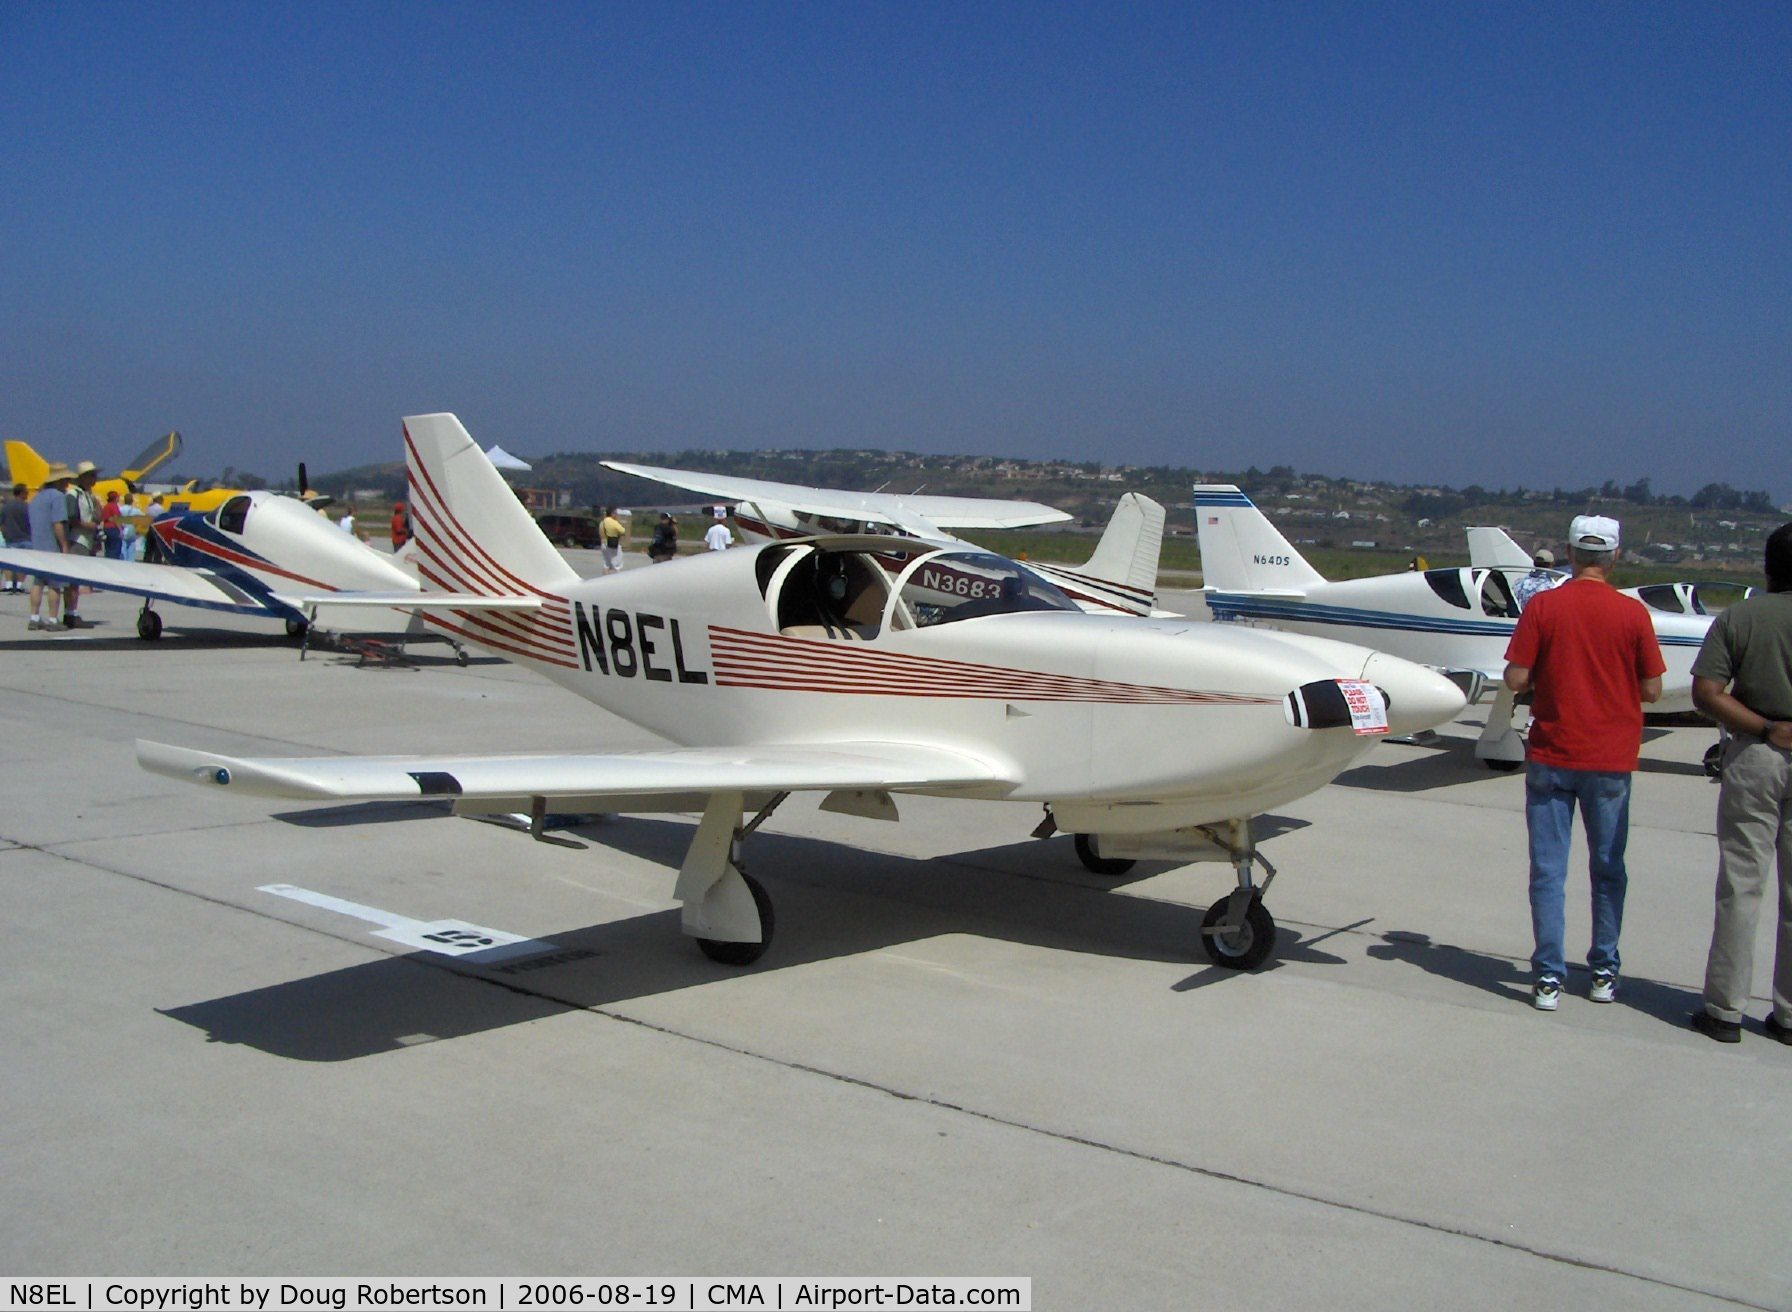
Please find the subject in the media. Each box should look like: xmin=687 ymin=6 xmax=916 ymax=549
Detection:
xmin=1192 ymin=484 xmax=1325 ymax=592
xmin=403 ymin=413 xmax=578 ymax=597
xmin=4 ymin=441 xmax=49 ymax=491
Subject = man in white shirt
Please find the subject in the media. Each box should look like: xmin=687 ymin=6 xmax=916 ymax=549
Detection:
xmin=704 ymin=518 xmax=733 ymax=552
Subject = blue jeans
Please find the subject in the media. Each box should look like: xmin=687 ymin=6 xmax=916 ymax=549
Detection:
xmin=1526 ymin=763 xmax=1632 ymax=983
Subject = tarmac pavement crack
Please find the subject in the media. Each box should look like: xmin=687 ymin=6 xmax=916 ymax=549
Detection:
xmin=19 ymin=837 xmax=1768 ymax=1311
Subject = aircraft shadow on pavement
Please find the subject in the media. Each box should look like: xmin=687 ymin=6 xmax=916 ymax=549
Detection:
xmin=1332 ymin=737 xmax=1513 ymax=793
xmin=0 ymin=628 xmax=293 ymax=653
xmin=1366 ymin=930 xmax=1705 ymax=1027
xmin=160 ymin=813 xmax=1341 ymax=1062
xmin=273 ymin=800 xmax=456 ymax=828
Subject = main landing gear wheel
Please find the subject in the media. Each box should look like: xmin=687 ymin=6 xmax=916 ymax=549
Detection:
xmin=1703 ymin=741 xmax=1726 ymax=779
xmin=1200 ymin=894 xmax=1276 ymax=971
xmin=695 ymin=872 xmax=775 ymax=967
xmin=285 ymin=617 xmax=309 ymax=640
xmin=136 ymin=608 xmax=163 ymax=641
xmin=1074 ymin=833 xmax=1136 ymax=876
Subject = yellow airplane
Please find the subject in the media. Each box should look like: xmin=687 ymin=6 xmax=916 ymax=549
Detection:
xmin=4 ymin=434 xmax=332 ymax=520
xmin=5 ymin=432 xmax=185 ymax=508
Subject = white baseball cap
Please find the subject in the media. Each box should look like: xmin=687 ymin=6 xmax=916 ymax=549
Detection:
xmin=1569 ymin=515 xmax=1620 ymax=551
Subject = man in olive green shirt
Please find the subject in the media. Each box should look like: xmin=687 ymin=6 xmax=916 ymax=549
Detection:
xmin=1690 ymin=522 xmax=1792 ymax=1044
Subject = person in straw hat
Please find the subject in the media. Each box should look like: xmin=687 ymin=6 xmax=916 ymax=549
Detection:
xmin=25 ymin=463 xmax=73 ymax=630
xmin=62 ymin=459 xmax=104 ymax=627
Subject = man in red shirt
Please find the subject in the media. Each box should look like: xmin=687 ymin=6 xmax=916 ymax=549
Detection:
xmin=1503 ymin=515 xmax=1665 ymax=1011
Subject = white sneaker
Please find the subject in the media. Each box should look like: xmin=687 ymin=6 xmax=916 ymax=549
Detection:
xmin=1533 ymin=980 xmax=1561 ymax=1011
xmin=1590 ymin=972 xmax=1617 ymax=1004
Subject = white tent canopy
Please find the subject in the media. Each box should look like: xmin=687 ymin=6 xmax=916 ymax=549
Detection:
xmin=484 ymin=444 xmax=532 ymax=472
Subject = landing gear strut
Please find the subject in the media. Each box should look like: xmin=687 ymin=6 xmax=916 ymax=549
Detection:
xmin=1197 ymin=818 xmax=1278 ymax=971
xmin=676 ymin=790 xmax=788 ymax=966
xmin=1476 ymin=686 xmax=1526 ymax=772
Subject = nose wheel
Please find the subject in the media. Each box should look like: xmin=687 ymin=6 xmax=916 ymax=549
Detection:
xmin=1200 ymin=893 xmax=1276 ymax=970
xmin=1195 ymin=819 xmax=1280 ymax=971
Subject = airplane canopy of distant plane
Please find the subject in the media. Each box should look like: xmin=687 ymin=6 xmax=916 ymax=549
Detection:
xmin=138 ymin=416 xmax=1466 ymax=971
xmin=602 ymin=459 xmax=1164 ymax=617
xmin=1193 ymin=486 xmax=1712 ymax=768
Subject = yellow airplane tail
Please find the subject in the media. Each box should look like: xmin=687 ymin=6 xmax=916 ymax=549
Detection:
xmin=4 ymin=440 xmax=49 ymax=491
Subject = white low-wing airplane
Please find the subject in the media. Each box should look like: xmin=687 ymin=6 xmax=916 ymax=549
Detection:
xmin=1465 ymin=523 xmax=1747 ymax=621
xmin=138 ymin=416 xmax=1466 ymax=971
xmin=602 ymin=459 xmax=1164 ymax=617
xmin=1194 ymin=486 xmax=1711 ymax=767
xmin=0 ymin=490 xmax=527 ymax=648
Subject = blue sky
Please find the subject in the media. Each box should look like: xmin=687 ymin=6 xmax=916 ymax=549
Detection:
xmin=3 ymin=2 xmax=1787 ymax=501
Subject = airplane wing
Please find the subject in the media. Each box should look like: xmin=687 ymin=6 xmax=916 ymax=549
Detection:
xmin=0 ymin=548 xmax=274 ymax=615
xmin=602 ymin=460 xmax=1073 ymax=531
xmin=137 ymin=739 xmax=1016 ymax=802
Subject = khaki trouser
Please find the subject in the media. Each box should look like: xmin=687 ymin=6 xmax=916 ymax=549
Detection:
xmin=1701 ymin=738 xmax=1792 ymax=1023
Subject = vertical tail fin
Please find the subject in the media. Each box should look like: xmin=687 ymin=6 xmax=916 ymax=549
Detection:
xmin=403 ymin=413 xmax=578 ymax=596
xmin=1466 ymin=527 xmax=1533 ymax=570
xmin=1192 ymin=484 xmax=1325 ymax=592
xmin=4 ymin=441 xmax=49 ymax=491
xmin=1032 ymin=493 xmax=1164 ymax=616
xmin=1080 ymin=493 xmax=1165 ymax=594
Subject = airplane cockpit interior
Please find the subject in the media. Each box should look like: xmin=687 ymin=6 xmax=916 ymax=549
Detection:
xmin=1423 ymin=566 xmax=1520 ymax=619
xmin=214 ymin=494 xmax=252 ymax=536
xmin=763 ymin=542 xmax=1081 ymax=641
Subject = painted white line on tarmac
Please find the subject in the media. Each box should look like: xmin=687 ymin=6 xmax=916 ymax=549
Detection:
xmin=259 ymin=882 xmax=560 ymax=962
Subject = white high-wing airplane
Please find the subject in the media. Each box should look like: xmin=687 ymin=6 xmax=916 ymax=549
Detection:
xmin=1193 ymin=486 xmax=1712 ymax=767
xmin=0 ymin=490 xmax=527 ymax=648
xmin=136 ymin=415 xmax=1467 ymax=971
xmin=602 ymin=459 xmax=1164 ymax=617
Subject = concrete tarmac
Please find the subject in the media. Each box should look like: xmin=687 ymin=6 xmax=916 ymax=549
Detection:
xmin=1 ymin=575 xmax=1787 ymax=1308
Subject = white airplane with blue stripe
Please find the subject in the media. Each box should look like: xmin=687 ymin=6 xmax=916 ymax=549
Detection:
xmin=1193 ymin=485 xmax=1712 ymax=767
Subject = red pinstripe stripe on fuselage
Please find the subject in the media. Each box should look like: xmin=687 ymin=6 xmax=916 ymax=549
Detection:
xmin=707 ymin=626 xmax=1273 ymax=705
xmin=160 ymin=523 xmax=336 ymax=593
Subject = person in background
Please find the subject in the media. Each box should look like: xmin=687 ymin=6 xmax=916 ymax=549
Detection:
xmin=26 ymin=465 xmax=72 ymax=630
xmin=141 ymin=496 xmax=166 ymax=562
xmin=389 ymin=502 xmax=410 ymax=551
xmin=1513 ymin=547 xmax=1566 ymax=610
xmin=1502 ymin=515 xmax=1664 ymax=1012
xmin=2 ymin=483 xmax=30 ymax=593
xmin=63 ymin=460 xmax=102 ymax=627
xmin=648 ymin=513 xmax=678 ymax=563
xmin=100 ymin=491 xmax=125 ymax=559
xmin=1688 ymin=522 xmax=1792 ymax=1045
xmin=704 ymin=515 xmax=734 ymax=552
xmin=599 ymin=507 xmax=627 ymax=574
xmin=338 ymin=505 xmax=358 ymax=537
